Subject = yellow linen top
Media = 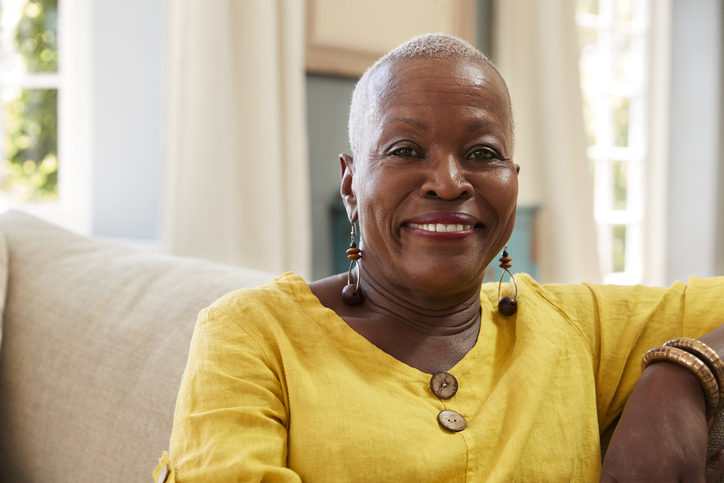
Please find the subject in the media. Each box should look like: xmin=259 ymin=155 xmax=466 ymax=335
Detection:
xmin=154 ymin=273 xmax=724 ymax=482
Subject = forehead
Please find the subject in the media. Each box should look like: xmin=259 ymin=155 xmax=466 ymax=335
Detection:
xmin=367 ymin=57 xmax=512 ymax=127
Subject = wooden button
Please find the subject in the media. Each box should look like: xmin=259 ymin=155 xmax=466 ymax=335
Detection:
xmin=438 ymin=410 xmax=466 ymax=432
xmin=430 ymin=372 xmax=458 ymax=399
xmin=157 ymin=465 xmax=169 ymax=483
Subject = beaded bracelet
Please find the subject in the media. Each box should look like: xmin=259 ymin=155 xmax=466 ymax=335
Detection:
xmin=664 ymin=337 xmax=724 ymax=403
xmin=641 ymin=345 xmax=719 ymax=420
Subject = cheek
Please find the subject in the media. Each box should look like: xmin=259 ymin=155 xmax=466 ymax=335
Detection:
xmin=482 ymin=168 xmax=519 ymax=212
xmin=355 ymin=168 xmax=413 ymax=248
xmin=356 ymin=164 xmax=401 ymax=212
xmin=354 ymin=168 xmax=388 ymax=235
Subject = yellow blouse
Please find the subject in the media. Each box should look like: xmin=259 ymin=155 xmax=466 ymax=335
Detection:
xmin=154 ymin=273 xmax=724 ymax=482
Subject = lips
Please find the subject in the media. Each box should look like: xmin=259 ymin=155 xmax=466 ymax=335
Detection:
xmin=402 ymin=212 xmax=482 ymax=239
xmin=407 ymin=223 xmax=474 ymax=233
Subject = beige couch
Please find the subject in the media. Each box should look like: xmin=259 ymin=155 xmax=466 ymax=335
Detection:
xmin=0 ymin=211 xmax=723 ymax=482
xmin=0 ymin=211 xmax=273 ymax=482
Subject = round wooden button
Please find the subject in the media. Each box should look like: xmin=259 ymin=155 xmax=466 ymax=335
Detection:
xmin=437 ymin=410 xmax=466 ymax=432
xmin=157 ymin=465 xmax=170 ymax=483
xmin=430 ymin=372 xmax=458 ymax=399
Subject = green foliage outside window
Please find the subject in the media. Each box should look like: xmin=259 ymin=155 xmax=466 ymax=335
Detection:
xmin=3 ymin=89 xmax=58 ymax=201
xmin=2 ymin=0 xmax=59 ymax=202
xmin=16 ymin=0 xmax=58 ymax=73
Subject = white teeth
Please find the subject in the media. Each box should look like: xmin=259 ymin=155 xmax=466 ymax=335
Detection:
xmin=410 ymin=223 xmax=475 ymax=233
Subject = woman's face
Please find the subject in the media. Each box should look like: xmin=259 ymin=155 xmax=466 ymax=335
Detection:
xmin=341 ymin=57 xmax=519 ymax=299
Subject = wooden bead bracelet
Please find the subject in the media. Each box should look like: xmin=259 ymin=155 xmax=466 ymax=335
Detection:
xmin=664 ymin=337 xmax=724 ymax=403
xmin=641 ymin=344 xmax=719 ymax=420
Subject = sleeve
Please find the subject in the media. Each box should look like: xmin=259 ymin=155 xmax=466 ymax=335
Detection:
xmin=539 ymin=276 xmax=724 ymax=430
xmin=165 ymin=304 xmax=302 ymax=482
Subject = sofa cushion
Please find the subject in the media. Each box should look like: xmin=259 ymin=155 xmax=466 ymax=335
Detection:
xmin=0 ymin=211 xmax=274 ymax=482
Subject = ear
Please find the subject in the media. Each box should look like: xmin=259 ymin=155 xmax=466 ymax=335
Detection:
xmin=339 ymin=153 xmax=358 ymax=222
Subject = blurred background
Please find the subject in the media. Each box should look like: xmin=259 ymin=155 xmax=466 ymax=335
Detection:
xmin=0 ymin=0 xmax=721 ymax=286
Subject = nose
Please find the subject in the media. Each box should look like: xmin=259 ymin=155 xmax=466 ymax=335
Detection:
xmin=420 ymin=153 xmax=474 ymax=200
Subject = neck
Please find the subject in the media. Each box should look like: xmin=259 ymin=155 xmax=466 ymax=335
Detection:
xmin=348 ymin=265 xmax=481 ymax=373
xmin=357 ymin=265 xmax=483 ymax=338
xmin=310 ymin=262 xmax=486 ymax=373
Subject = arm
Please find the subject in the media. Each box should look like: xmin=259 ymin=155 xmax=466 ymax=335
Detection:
xmin=538 ymin=275 xmax=724 ymax=481
xmin=165 ymin=306 xmax=302 ymax=482
xmin=600 ymin=311 xmax=724 ymax=482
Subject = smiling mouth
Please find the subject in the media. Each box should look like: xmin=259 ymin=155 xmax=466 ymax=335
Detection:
xmin=407 ymin=223 xmax=476 ymax=233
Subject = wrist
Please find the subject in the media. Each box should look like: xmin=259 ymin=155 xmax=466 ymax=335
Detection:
xmin=641 ymin=339 xmax=724 ymax=421
xmin=639 ymin=361 xmax=708 ymax=421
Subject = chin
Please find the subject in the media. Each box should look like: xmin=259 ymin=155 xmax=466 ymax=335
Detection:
xmin=405 ymin=264 xmax=484 ymax=298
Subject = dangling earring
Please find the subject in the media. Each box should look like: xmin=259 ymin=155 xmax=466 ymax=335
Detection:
xmin=342 ymin=223 xmax=364 ymax=306
xmin=497 ymin=246 xmax=518 ymax=316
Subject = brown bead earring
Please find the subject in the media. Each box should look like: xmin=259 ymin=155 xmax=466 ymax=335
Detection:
xmin=342 ymin=223 xmax=364 ymax=306
xmin=497 ymin=247 xmax=518 ymax=316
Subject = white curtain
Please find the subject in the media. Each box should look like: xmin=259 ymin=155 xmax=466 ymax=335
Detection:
xmin=493 ymin=0 xmax=601 ymax=284
xmin=162 ymin=0 xmax=311 ymax=279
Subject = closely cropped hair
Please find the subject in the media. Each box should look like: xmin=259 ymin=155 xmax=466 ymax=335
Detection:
xmin=348 ymin=33 xmax=512 ymax=156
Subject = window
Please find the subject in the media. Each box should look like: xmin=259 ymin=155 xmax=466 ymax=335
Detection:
xmin=576 ymin=0 xmax=650 ymax=284
xmin=0 ymin=0 xmax=91 ymax=233
xmin=0 ymin=0 xmax=58 ymax=201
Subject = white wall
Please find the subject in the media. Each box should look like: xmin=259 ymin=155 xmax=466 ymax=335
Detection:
xmin=91 ymin=0 xmax=164 ymax=240
xmin=666 ymin=0 xmax=723 ymax=284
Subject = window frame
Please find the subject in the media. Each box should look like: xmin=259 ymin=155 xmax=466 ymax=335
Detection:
xmin=0 ymin=0 xmax=92 ymax=235
xmin=576 ymin=0 xmax=663 ymax=285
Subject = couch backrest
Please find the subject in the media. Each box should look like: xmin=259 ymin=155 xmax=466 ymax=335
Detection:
xmin=0 ymin=212 xmax=274 ymax=482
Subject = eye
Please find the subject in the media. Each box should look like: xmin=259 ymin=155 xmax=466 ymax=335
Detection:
xmin=468 ymin=147 xmax=501 ymax=161
xmin=390 ymin=147 xmax=421 ymax=158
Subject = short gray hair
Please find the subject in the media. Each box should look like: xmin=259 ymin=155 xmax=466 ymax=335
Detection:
xmin=348 ymin=33 xmax=511 ymax=156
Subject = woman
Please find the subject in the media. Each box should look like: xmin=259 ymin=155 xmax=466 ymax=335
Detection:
xmin=155 ymin=34 xmax=724 ymax=482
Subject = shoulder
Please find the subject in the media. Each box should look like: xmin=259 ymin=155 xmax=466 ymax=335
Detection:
xmin=198 ymin=272 xmax=320 ymax=336
xmin=482 ymin=273 xmax=687 ymax=316
xmin=209 ymin=272 xmax=311 ymax=312
xmin=480 ymin=273 xmax=595 ymax=310
xmin=480 ymin=273 xmax=599 ymax=334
